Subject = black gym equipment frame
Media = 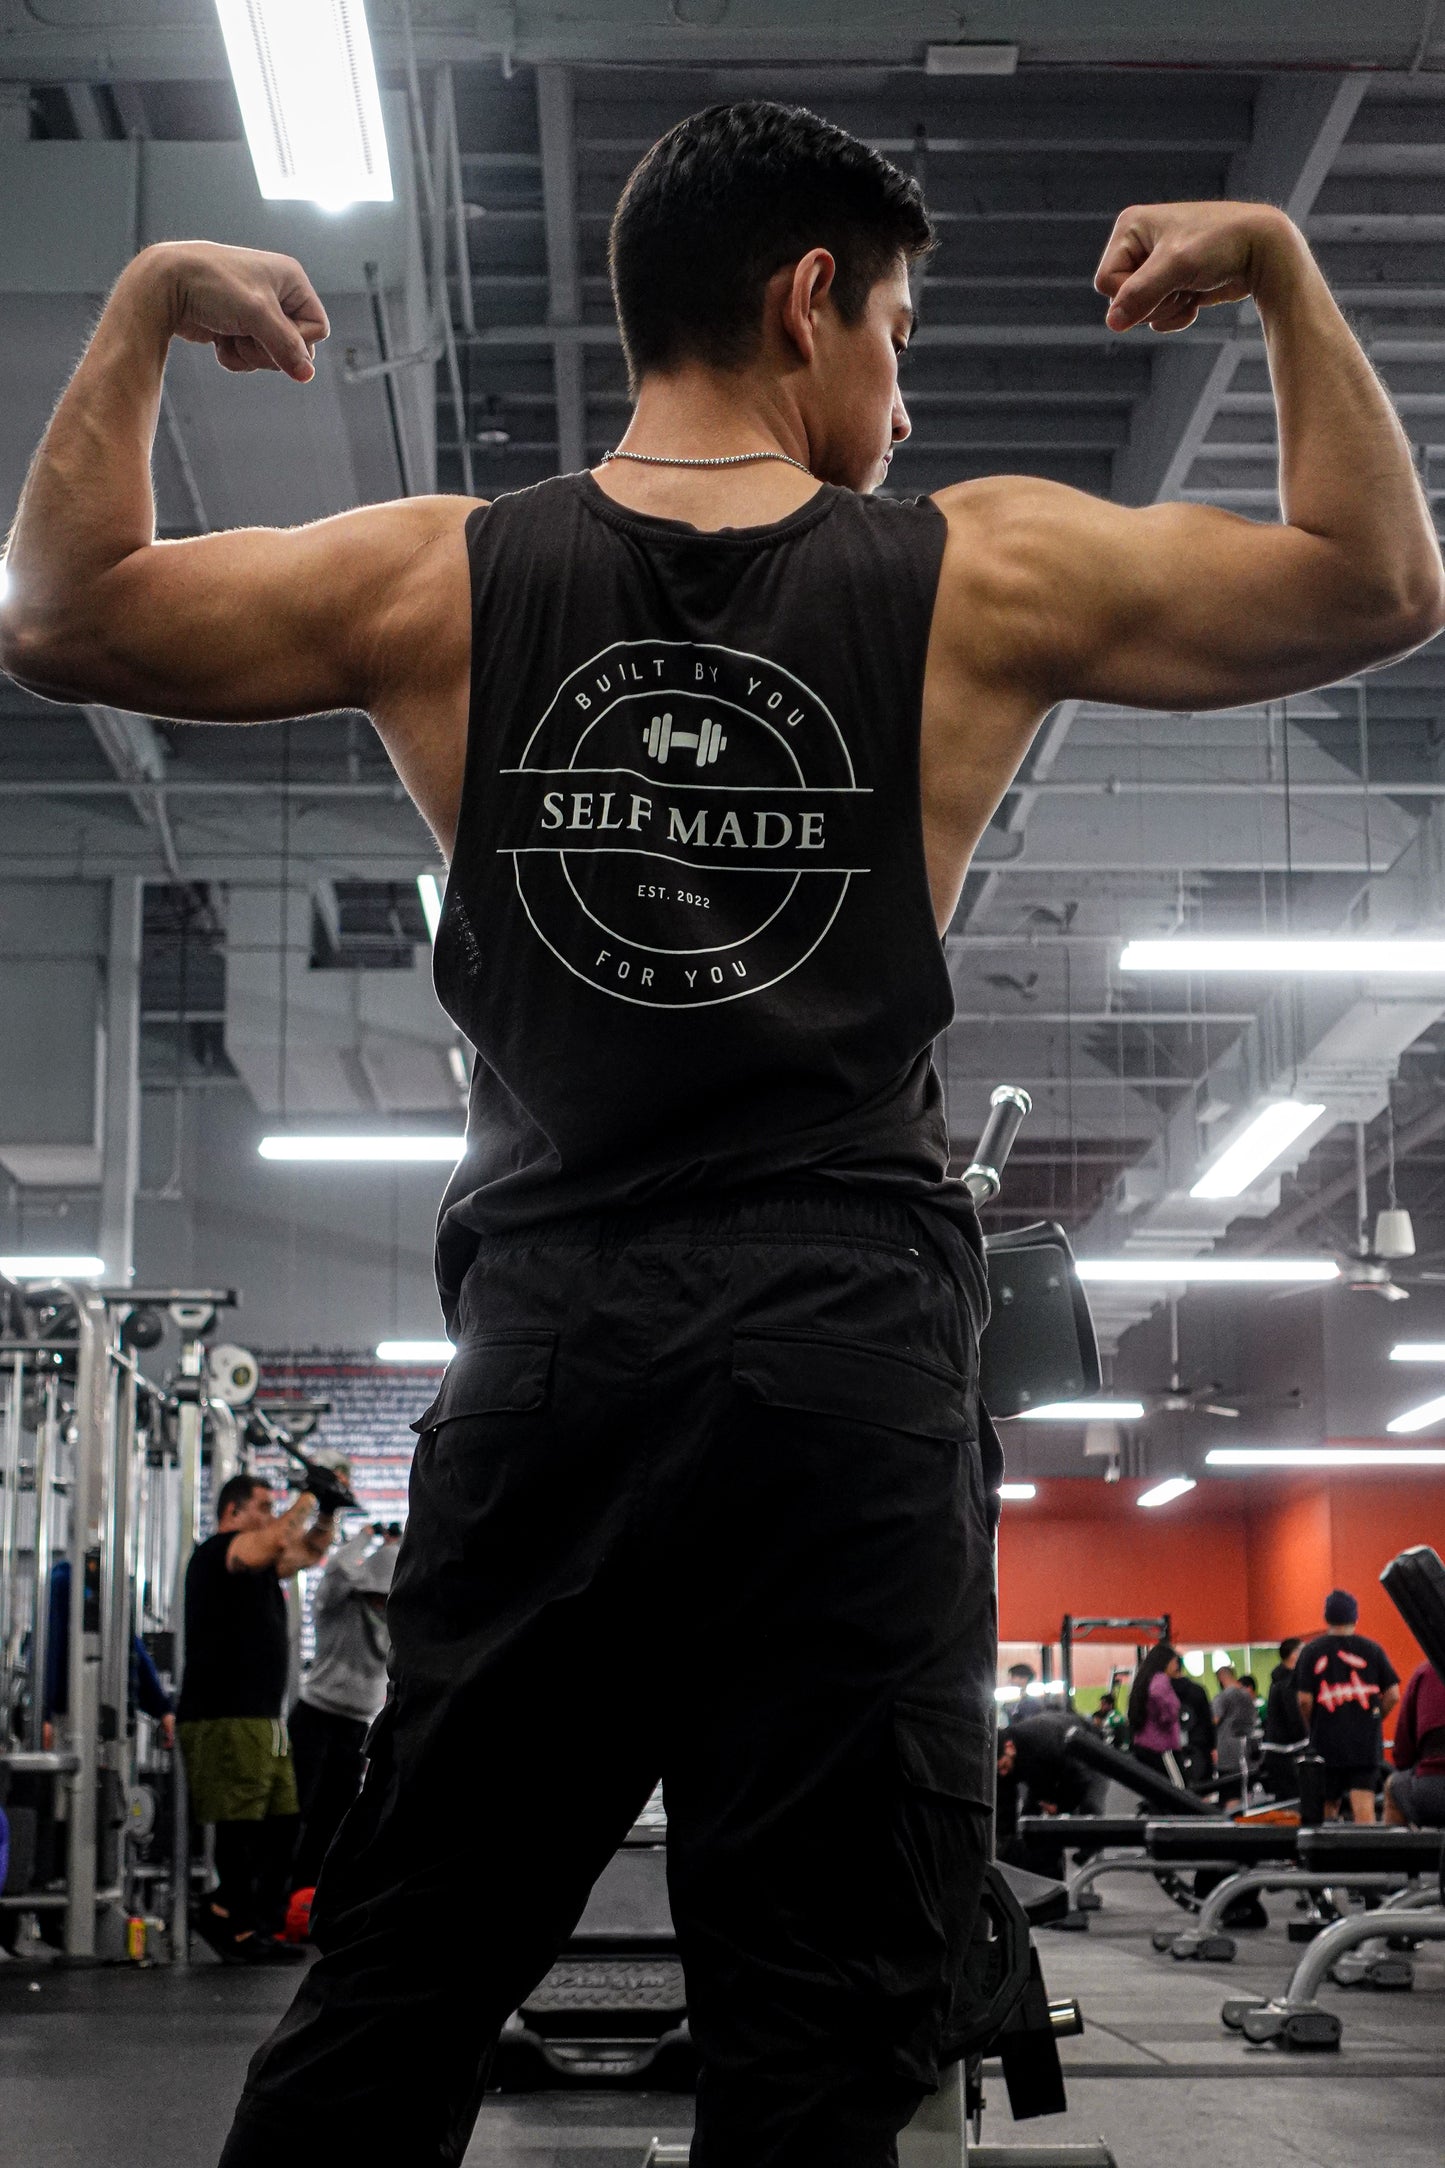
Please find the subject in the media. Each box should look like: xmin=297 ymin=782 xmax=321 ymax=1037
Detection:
xmin=1060 ymin=1615 xmax=1171 ymax=1708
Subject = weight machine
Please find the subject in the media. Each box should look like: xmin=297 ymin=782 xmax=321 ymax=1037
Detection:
xmin=0 ymin=1279 xmax=247 ymax=1964
xmin=1059 ymin=1615 xmax=1171 ymax=1710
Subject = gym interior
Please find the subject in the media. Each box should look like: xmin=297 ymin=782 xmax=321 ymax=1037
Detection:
xmin=3 ymin=5 xmax=1445 ymax=2166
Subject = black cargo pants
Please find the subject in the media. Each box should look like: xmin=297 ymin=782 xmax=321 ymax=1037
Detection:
xmin=219 ymin=1188 xmax=999 ymax=2168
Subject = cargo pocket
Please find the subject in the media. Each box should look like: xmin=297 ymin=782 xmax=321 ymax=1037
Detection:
xmin=409 ymin=1331 xmax=556 ymax=1436
xmin=894 ymin=1701 xmax=994 ymax=1810
xmin=731 ymin=1329 xmax=973 ymax=1443
xmin=885 ymin=1700 xmax=994 ymax=2085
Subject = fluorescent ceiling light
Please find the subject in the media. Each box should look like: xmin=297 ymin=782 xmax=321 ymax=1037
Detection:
xmin=1211 ymin=1648 xmax=1232 ymax=1672
xmin=1121 ymin=937 xmax=1445 ymax=975
xmin=1076 ymin=1257 xmax=1337 ymax=1284
xmin=260 ymin=1135 xmax=464 ymax=1162
xmin=1190 ymin=1101 xmax=1326 ymax=1200
xmin=216 ymin=0 xmax=393 ymax=207
xmin=925 ymin=42 xmax=1019 ymax=73
xmin=1387 ymin=1392 xmax=1445 ymax=1435
xmin=376 ymin=1340 xmax=453 ymax=1363
xmin=417 ymin=873 xmax=443 ymax=942
xmin=1138 ymin=1475 xmax=1196 ymax=1508
xmin=998 ymin=1481 xmax=1037 ymax=1500
xmin=1208 ymin=1445 xmax=1445 ymax=1466
xmin=1024 ymin=1678 xmax=1067 ymax=1696
xmin=1183 ymin=1649 xmax=1205 ymax=1677
xmin=1390 ymin=1344 xmax=1445 ymax=1363
xmin=1018 ymin=1399 xmax=1145 ymax=1422
xmin=0 ymin=1253 xmax=105 ymax=1280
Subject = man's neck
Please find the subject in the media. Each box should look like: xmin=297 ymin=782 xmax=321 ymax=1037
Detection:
xmin=593 ymin=365 xmax=820 ymax=532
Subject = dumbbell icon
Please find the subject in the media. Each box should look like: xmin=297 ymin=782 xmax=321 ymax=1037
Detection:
xmin=642 ymin=711 xmax=728 ymax=768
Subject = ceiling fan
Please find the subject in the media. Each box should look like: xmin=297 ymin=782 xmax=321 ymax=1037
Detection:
xmin=1127 ymin=1294 xmax=1304 ymax=1418
xmin=1137 ymin=1378 xmax=1306 ymax=1419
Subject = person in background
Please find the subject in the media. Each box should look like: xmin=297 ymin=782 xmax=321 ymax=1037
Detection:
xmin=1213 ymin=1668 xmax=1260 ymax=1806
xmin=1127 ymin=1643 xmax=1185 ymax=1785
xmin=995 ymin=1705 xmax=1103 ymax=1876
xmin=178 ymin=1472 xmax=338 ymax=1962
xmin=1296 ymin=1590 xmax=1401 ymax=1824
xmin=1172 ymin=1667 xmax=1216 ymax=1789
xmin=1265 ymin=1637 xmax=1306 ymax=1745
xmin=289 ymin=1525 xmax=400 ymax=1893
xmin=1262 ymin=1635 xmax=1308 ymax=1798
xmin=1089 ymin=1690 xmax=1119 ymax=1734
xmin=1384 ymin=1655 xmax=1445 ymax=1830
xmin=40 ymin=1556 xmax=175 ymax=1749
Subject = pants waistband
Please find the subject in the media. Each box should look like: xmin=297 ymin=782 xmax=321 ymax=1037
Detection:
xmin=458 ymin=1179 xmax=981 ymax=1258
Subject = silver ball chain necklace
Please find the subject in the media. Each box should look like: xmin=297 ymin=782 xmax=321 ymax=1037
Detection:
xmin=602 ymin=446 xmax=815 ymax=479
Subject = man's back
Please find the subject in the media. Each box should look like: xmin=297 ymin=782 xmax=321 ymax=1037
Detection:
xmin=1297 ymin=1631 xmax=1397 ymax=1765
xmin=434 ymin=474 xmax=971 ymax=1311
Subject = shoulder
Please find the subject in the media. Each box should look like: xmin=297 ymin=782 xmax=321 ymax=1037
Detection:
xmin=924 ymin=475 xmax=1123 ymax=686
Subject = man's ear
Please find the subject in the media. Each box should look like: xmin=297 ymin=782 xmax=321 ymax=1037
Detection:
xmin=777 ymin=248 xmax=838 ymax=363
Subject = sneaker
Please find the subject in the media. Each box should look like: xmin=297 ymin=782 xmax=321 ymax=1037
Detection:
xmin=189 ymin=1903 xmax=248 ymax=1966
xmin=236 ymin=1933 xmax=307 ymax=1965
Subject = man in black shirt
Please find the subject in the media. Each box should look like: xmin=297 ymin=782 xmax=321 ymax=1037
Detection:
xmin=178 ymin=1472 xmax=337 ymax=1960
xmin=1262 ymin=1636 xmax=1307 ymax=1798
xmin=1296 ymin=1592 xmax=1401 ymax=1824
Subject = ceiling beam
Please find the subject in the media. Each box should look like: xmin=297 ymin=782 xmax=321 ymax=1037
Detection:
xmin=82 ymin=705 xmax=182 ymax=883
xmin=536 ymin=65 xmax=587 ymax=475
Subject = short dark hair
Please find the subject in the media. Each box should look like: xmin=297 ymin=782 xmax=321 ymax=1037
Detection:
xmin=1324 ymin=1588 xmax=1359 ymax=1627
xmin=608 ymin=101 xmax=933 ymax=385
xmin=216 ymin=1472 xmax=269 ymax=1523
xmin=1280 ymin=1636 xmax=1303 ymax=1662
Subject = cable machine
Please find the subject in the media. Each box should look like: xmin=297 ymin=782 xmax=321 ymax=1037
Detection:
xmin=1059 ymin=1615 xmax=1172 ymax=1710
xmin=0 ymin=1278 xmax=242 ymax=1963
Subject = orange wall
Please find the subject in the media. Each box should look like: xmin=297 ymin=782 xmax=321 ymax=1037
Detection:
xmin=1243 ymin=1485 xmax=1334 ymax=1649
xmin=997 ymin=1480 xmax=1249 ymax=1644
xmin=999 ymin=1471 xmax=1445 ymax=1681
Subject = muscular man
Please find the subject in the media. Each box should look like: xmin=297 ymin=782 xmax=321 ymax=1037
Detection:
xmin=3 ymin=100 xmax=1440 ymax=2168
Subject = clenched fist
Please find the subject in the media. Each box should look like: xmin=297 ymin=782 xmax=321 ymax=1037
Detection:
xmin=133 ymin=240 xmax=330 ymax=382
xmin=1095 ymin=200 xmax=1304 ymax=334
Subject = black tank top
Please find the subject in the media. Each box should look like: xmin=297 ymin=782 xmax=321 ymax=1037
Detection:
xmin=432 ymin=473 xmax=957 ymax=1314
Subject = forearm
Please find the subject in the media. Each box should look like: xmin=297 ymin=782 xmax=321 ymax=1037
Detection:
xmin=4 ymin=248 xmax=177 ymax=670
xmin=277 ymin=1512 xmax=337 ymax=1578
xmin=1257 ymin=216 xmax=1443 ymax=622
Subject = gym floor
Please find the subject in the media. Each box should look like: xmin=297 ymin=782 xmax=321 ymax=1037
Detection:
xmin=2 ymin=1876 xmax=1440 ymax=2168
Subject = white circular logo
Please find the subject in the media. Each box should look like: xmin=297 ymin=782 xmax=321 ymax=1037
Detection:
xmin=499 ymin=640 xmax=869 ymax=1009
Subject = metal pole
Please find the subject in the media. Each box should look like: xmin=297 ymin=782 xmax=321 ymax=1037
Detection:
xmin=98 ymin=878 xmax=143 ymax=1285
xmin=168 ymin=1334 xmax=205 ymax=1968
xmin=0 ymin=1353 xmax=22 ymax=1737
xmin=65 ymin=1293 xmax=109 ymax=1957
xmin=26 ymin=1372 xmax=58 ymax=1753
xmin=103 ymin=1352 xmax=142 ymax=1925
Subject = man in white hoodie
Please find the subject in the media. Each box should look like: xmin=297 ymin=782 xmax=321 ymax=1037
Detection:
xmin=290 ymin=1526 xmax=399 ymax=1892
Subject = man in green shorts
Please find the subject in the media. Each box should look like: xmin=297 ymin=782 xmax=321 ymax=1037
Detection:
xmin=177 ymin=1472 xmax=338 ymax=1962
